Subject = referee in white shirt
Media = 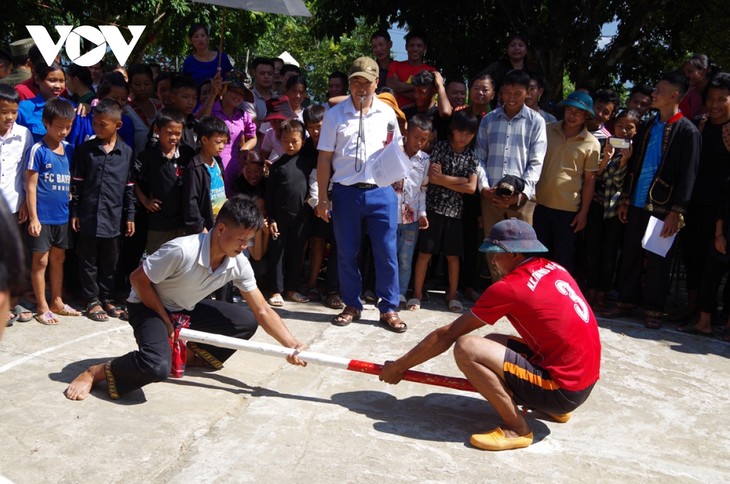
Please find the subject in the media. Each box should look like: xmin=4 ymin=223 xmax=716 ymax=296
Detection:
xmin=315 ymin=57 xmax=407 ymax=333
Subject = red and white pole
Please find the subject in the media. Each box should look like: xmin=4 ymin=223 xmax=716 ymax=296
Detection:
xmin=179 ymin=328 xmax=476 ymax=393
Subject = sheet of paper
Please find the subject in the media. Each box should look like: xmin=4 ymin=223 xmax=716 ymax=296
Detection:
xmin=641 ymin=215 xmax=676 ymax=257
xmin=371 ymin=136 xmax=411 ymax=187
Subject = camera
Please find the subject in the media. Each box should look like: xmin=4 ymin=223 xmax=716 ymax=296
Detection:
xmin=609 ymin=137 xmax=631 ymax=149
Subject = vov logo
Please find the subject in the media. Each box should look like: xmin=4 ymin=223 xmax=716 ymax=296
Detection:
xmin=26 ymin=25 xmax=146 ymax=67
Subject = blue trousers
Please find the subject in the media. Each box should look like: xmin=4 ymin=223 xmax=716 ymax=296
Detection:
xmin=332 ymin=184 xmax=399 ymax=313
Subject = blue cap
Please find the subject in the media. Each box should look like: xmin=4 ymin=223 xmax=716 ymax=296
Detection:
xmin=479 ymin=219 xmax=548 ymax=253
xmin=559 ymin=91 xmax=595 ymax=118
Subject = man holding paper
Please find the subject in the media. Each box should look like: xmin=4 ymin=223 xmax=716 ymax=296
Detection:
xmin=315 ymin=56 xmax=407 ymax=332
xmin=607 ymin=71 xmax=701 ymax=329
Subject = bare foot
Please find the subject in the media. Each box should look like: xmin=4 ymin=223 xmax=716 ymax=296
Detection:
xmin=65 ymin=364 xmax=105 ymax=400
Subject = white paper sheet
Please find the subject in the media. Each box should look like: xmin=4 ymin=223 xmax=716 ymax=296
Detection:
xmin=370 ymin=136 xmax=411 ymax=187
xmin=641 ymin=216 xmax=676 ymax=257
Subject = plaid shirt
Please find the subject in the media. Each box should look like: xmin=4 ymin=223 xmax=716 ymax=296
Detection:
xmin=474 ymin=104 xmax=547 ymax=199
xmin=426 ymin=141 xmax=478 ymax=218
xmin=593 ymin=153 xmax=627 ymax=219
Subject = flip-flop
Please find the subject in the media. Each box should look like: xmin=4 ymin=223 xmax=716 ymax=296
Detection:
xmin=53 ymin=304 xmax=82 ymax=317
xmin=448 ymin=299 xmax=464 ymax=313
xmin=284 ymin=292 xmax=310 ymax=303
xmin=406 ymin=298 xmax=421 ymax=311
xmin=34 ymin=311 xmax=59 ymax=325
xmin=268 ymin=295 xmax=284 ymax=307
xmin=6 ymin=312 xmax=19 ymax=327
xmin=13 ymin=305 xmax=34 ymax=323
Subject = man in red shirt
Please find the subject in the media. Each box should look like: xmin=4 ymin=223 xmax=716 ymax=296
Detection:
xmin=380 ymin=218 xmax=601 ymax=451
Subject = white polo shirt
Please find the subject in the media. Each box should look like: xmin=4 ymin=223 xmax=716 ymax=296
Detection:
xmin=318 ymin=96 xmax=400 ymax=186
xmin=0 ymin=123 xmax=32 ymax=212
xmin=128 ymin=232 xmax=257 ymax=312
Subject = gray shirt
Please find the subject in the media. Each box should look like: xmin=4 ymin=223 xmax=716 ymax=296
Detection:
xmin=128 ymin=232 xmax=257 ymax=312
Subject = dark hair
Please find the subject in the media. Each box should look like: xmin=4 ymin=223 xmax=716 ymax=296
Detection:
xmin=0 ymin=197 xmax=25 ymax=296
xmin=42 ymin=97 xmax=75 ymax=124
xmin=450 ymin=109 xmax=479 ymax=134
xmin=506 ymin=33 xmax=529 ymax=46
xmin=445 ymin=78 xmax=466 ymax=89
xmin=527 ymin=71 xmax=547 ymax=90
xmin=0 ymin=84 xmax=20 ymax=104
xmin=376 ymin=86 xmax=395 ymax=95
xmin=614 ymin=108 xmax=641 ymax=125
xmin=197 ymin=78 xmax=212 ymax=101
xmin=154 ymin=107 xmax=186 ymax=129
xmin=280 ymin=64 xmax=301 ymax=77
xmin=197 ymin=115 xmax=230 ymax=140
xmin=405 ymin=30 xmax=427 ymax=47
xmin=370 ymin=30 xmax=391 ymax=43
xmin=708 ymin=72 xmax=730 ymax=92
xmin=660 ymin=70 xmax=690 ymax=99
xmin=303 ymin=104 xmax=326 ymax=125
xmin=171 ymin=75 xmax=197 ymax=92
xmin=407 ymin=113 xmax=433 ymax=133
xmin=630 ymin=83 xmax=653 ymax=98
xmin=0 ymin=49 xmax=11 ymax=66
xmin=188 ymin=23 xmax=208 ymax=39
xmin=285 ymin=75 xmax=307 ymax=92
xmin=685 ymin=53 xmax=717 ymax=79
xmin=128 ymin=63 xmax=154 ymax=83
xmin=502 ymin=69 xmax=530 ymax=89
xmin=216 ymin=194 xmax=264 ymax=231
xmin=593 ymin=89 xmax=620 ymax=108
xmin=469 ymin=72 xmax=494 ymax=89
xmin=251 ymin=57 xmax=274 ymax=71
xmin=93 ymin=98 xmax=124 ymax=120
xmin=66 ymin=65 xmax=92 ymax=88
xmin=411 ymin=70 xmax=435 ymax=87
xmin=329 ymin=70 xmax=348 ymax=85
xmin=154 ymin=72 xmax=175 ymax=94
xmin=34 ymin=61 xmax=64 ymax=83
xmin=280 ymin=119 xmax=305 ymax=138
xmin=245 ymin=150 xmax=264 ymax=165
xmin=96 ymin=72 xmax=129 ymax=99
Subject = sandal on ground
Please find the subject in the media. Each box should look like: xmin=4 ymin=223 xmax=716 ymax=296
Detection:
xmin=268 ymin=294 xmax=284 ymax=307
xmin=13 ymin=305 xmax=34 ymax=323
xmin=306 ymin=288 xmax=322 ymax=302
xmin=668 ymin=307 xmax=697 ymax=322
xmin=380 ymin=311 xmax=407 ymax=333
xmin=363 ymin=290 xmax=377 ymax=303
xmin=464 ymin=288 xmax=481 ymax=303
xmin=284 ymin=292 xmax=309 ymax=303
xmin=6 ymin=312 xmax=18 ymax=327
xmin=601 ymin=303 xmax=634 ymax=318
xmin=324 ymin=293 xmax=345 ymax=310
xmin=34 ymin=311 xmax=59 ymax=325
xmin=85 ymin=300 xmax=109 ymax=322
xmin=644 ymin=316 xmax=662 ymax=329
xmin=331 ymin=305 xmax=361 ymax=326
xmin=102 ymin=300 xmax=124 ymax=318
xmin=470 ymin=427 xmax=533 ymax=451
xmin=448 ymin=299 xmax=464 ymax=313
xmin=406 ymin=298 xmax=421 ymax=311
xmin=53 ymin=304 xmax=82 ymax=317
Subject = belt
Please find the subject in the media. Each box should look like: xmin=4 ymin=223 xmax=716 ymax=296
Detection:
xmin=352 ymin=183 xmax=378 ymax=189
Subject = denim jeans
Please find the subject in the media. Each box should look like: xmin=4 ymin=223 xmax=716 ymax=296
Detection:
xmin=396 ymin=221 xmax=420 ymax=296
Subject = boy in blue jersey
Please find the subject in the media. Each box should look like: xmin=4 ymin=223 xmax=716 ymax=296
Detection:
xmin=26 ymin=98 xmax=82 ymax=324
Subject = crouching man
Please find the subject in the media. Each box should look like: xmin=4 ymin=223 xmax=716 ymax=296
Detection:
xmin=379 ymin=219 xmax=601 ymax=450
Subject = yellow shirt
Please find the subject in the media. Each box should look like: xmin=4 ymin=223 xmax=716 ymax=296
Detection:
xmin=536 ymin=121 xmax=600 ymax=212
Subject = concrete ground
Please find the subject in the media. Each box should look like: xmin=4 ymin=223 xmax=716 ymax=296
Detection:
xmin=1 ymin=296 xmax=729 ymax=483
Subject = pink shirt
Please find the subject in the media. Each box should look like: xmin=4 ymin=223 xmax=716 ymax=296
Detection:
xmin=210 ymin=101 xmax=256 ymax=196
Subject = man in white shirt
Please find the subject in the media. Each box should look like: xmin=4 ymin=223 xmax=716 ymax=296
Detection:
xmin=316 ymin=57 xmax=407 ymax=333
xmin=65 ymin=195 xmax=307 ymax=401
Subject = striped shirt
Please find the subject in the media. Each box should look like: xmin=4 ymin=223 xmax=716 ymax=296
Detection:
xmin=474 ymin=104 xmax=547 ymax=199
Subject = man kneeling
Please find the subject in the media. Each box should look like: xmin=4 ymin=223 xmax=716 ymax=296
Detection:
xmin=379 ymin=219 xmax=601 ymax=450
xmin=66 ymin=195 xmax=306 ymax=400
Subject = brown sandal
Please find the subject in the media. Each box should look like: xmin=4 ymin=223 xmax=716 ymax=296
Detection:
xmin=332 ymin=305 xmax=361 ymax=326
xmin=380 ymin=311 xmax=407 ymax=333
xmin=324 ymin=293 xmax=345 ymax=310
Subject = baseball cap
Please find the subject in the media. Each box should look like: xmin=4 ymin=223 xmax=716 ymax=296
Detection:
xmin=348 ymin=57 xmax=378 ymax=82
xmin=479 ymin=219 xmax=548 ymax=253
xmin=559 ymin=91 xmax=595 ymax=117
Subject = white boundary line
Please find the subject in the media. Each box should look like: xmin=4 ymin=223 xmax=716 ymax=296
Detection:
xmin=0 ymin=326 xmax=128 ymax=374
